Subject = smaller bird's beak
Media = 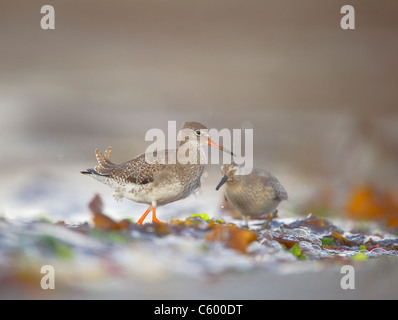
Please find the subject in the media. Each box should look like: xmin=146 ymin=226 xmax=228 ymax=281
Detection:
xmin=208 ymin=138 xmax=235 ymax=156
xmin=216 ymin=175 xmax=228 ymax=190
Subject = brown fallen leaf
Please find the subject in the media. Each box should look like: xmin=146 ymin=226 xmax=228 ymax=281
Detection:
xmin=170 ymin=216 xmax=216 ymax=230
xmin=136 ymin=222 xmax=172 ymax=236
xmin=89 ymin=194 xmax=131 ymax=231
xmin=271 ymin=236 xmax=299 ymax=249
xmin=347 ymin=185 xmax=385 ymax=219
xmin=286 ymin=213 xmax=341 ymax=234
xmin=329 ymin=230 xmax=352 ymax=246
xmin=205 ymin=224 xmax=257 ymax=253
xmin=347 ymin=185 xmax=398 ymax=228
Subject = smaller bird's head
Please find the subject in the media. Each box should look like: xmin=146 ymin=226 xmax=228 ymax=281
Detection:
xmin=215 ymin=163 xmax=239 ymax=190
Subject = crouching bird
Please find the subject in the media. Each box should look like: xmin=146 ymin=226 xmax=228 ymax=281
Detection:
xmin=216 ymin=163 xmax=288 ymax=228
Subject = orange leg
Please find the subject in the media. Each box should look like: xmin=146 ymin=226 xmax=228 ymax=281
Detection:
xmin=137 ymin=206 xmax=151 ymax=225
xmin=151 ymin=204 xmax=163 ymax=223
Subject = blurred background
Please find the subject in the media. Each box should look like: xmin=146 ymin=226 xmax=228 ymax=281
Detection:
xmin=0 ymin=0 xmax=397 ymax=223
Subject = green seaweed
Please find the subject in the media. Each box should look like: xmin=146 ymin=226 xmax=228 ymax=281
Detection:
xmin=39 ymin=234 xmax=74 ymax=260
xmin=289 ymin=243 xmax=306 ymax=260
xmin=321 ymin=237 xmax=334 ymax=246
xmin=351 ymin=252 xmax=368 ymax=261
xmin=190 ymin=213 xmax=210 ymax=222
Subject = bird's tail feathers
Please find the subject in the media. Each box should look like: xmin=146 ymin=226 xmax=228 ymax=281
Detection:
xmin=80 ymin=146 xmax=116 ymax=177
xmin=93 ymin=146 xmax=117 ymax=175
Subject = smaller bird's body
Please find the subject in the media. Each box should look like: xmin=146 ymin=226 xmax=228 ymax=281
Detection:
xmin=216 ymin=163 xmax=288 ymax=228
xmin=81 ymin=122 xmax=232 ymax=224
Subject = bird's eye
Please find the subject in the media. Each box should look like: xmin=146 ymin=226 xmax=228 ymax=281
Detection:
xmin=195 ymin=130 xmax=201 ymax=136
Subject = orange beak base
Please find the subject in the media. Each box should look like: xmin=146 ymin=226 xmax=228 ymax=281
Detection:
xmin=208 ymin=138 xmax=235 ymax=156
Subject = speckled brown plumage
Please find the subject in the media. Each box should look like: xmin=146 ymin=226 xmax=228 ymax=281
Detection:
xmin=81 ymin=122 xmax=230 ymax=224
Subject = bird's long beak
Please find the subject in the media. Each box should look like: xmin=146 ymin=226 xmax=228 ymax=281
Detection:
xmin=216 ymin=175 xmax=228 ymax=190
xmin=208 ymin=138 xmax=235 ymax=156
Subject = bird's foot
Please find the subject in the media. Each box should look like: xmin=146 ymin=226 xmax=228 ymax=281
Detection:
xmin=152 ymin=216 xmax=164 ymax=224
xmin=151 ymin=206 xmax=164 ymax=224
xmin=261 ymin=210 xmax=278 ymax=230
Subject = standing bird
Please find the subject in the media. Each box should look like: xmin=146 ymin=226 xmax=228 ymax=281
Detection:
xmin=216 ymin=163 xmax=288 ymax=228
xmin=81 ymin=122 xmax=233 ymax=224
